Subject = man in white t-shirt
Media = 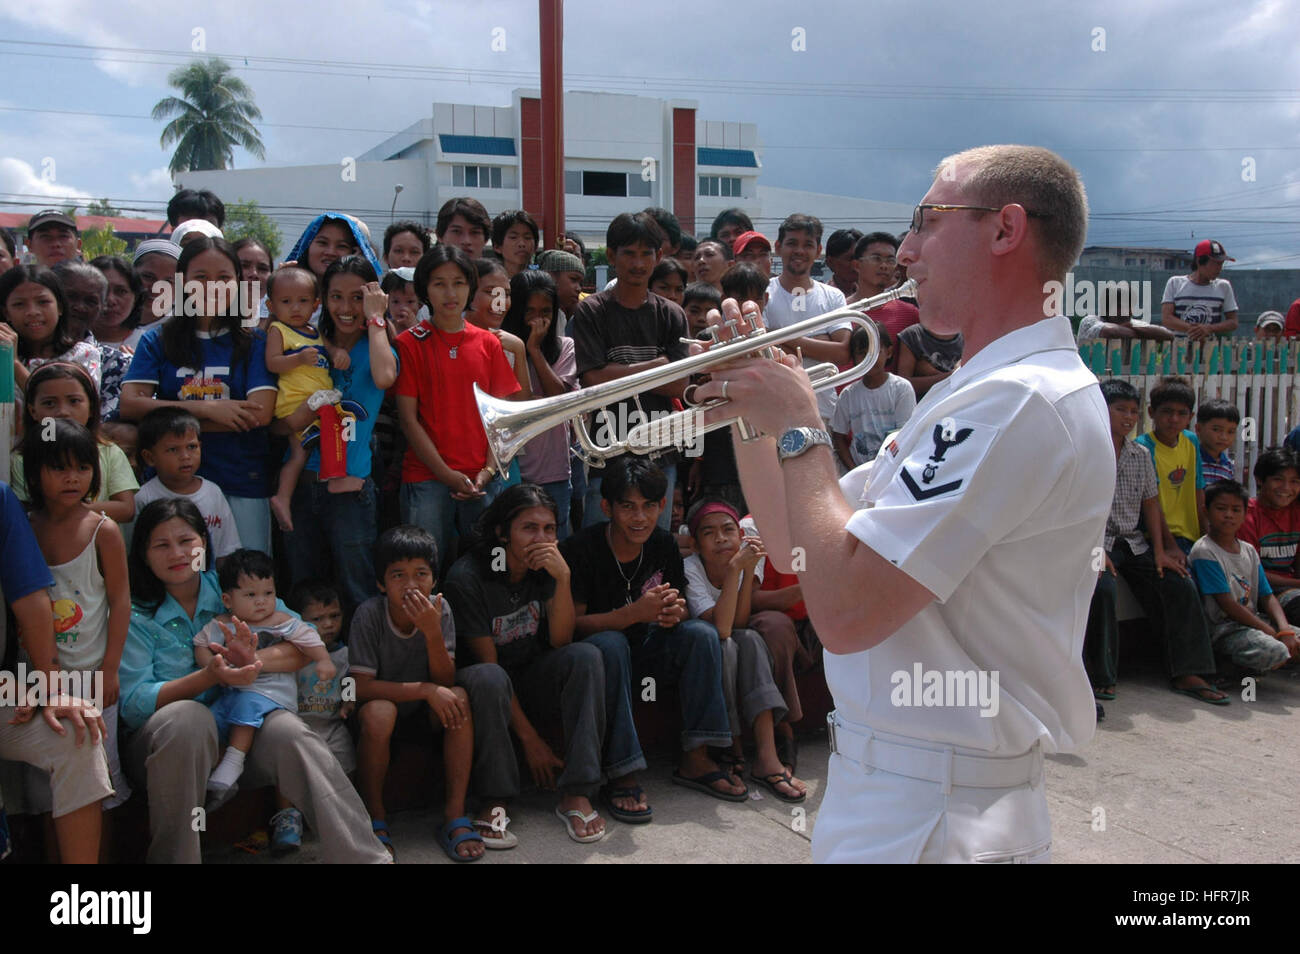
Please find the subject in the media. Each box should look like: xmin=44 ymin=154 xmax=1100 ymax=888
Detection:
xmin=701 ymin=145 xmax=1112 ymax=863
xmin=763 ymin=214 xmax=850 ymax=425
xmin=1160 ymin=240 xmax=1239 ymax=341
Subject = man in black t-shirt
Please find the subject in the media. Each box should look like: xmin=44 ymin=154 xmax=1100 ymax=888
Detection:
xmin=569 ymin=212 xmax=692 ymax=531
xmin=560 ymin=458 xmax=742 ymax=824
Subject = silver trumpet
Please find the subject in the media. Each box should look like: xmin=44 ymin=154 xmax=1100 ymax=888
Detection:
xmin=475 ymin=278 xmax=917 ymax=471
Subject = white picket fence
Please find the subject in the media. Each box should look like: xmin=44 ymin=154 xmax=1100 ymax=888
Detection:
xmin=1081 ymin=338 xmax=1300 ymax=494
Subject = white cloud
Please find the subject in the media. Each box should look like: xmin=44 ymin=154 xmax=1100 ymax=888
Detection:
xmin=130 ymin=166 xmax=175 ymax=198
xmin=0 ymin=156 xmax=94 ymax=205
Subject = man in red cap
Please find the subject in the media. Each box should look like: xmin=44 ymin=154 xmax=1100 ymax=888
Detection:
xmin=732 ymin=231 xmax=772 ymax=279
xmin=1160 ymin=240 xmax=1238 ymax=341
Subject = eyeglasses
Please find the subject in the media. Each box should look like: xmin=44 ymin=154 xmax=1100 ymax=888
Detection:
xmin=910 ymin=204 xmax=1051 ymax=234
xmin=862 ymin=254 xmax=897 ymax=267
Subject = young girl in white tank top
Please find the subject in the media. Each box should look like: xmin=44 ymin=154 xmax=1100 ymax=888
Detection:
xmin=22 ymin=417 xmax=132 ymax=834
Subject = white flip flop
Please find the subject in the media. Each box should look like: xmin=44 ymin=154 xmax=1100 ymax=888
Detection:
xmin=554 ymin=805 xmax=607 ymax=843
xmin=472 ymin=818 xmax=519 ymax=849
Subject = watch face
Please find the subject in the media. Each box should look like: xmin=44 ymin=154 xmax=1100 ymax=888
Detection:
xmin=780 ymin=430 xmax=804 ymax=454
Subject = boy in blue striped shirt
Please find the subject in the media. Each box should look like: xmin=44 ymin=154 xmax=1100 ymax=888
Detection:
xmin=1196 ymin=399 xmax=1239 ymax=486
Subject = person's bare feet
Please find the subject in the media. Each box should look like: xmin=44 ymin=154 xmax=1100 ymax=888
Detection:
xmin=558 ymin=794 xmax=605 ymax=839
xmin=269 ymin=495 xmax=294 ymax=531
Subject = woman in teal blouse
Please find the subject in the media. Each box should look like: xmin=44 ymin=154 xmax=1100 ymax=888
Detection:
xmin=119 ymin=498 xmax=388 ymax=864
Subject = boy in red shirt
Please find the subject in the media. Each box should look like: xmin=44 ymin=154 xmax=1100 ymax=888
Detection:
xmin=395 ymin=245 xmax=521 ymax=572
xmin=1237 ymin=446 xmax=1300 ymax=625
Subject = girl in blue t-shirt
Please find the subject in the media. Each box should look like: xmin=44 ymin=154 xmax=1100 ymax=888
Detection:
xmin=277 ymin=255 xmax=398 ymax=611
xmin=119 ymin=237 xmax=277 ymax=553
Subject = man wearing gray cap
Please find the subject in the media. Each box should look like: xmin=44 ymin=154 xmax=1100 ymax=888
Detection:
xmin=26 ymin=210 xmax=81 ymax=267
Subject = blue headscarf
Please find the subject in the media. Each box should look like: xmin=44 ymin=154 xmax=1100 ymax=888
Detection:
xmin=287 ymin=212 xmax=383 ymax=277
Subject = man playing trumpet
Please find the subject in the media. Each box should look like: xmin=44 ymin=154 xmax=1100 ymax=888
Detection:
xmin=696 ymin=145 xmax=1113 ymax=863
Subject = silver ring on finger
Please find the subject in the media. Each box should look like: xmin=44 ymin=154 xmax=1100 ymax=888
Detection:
xmin=721 ymin=380 xmax=729 ymax=401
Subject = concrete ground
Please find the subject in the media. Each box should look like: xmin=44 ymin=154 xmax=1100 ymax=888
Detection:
xmin=210 ymin=654 xmax=1300 ymax=864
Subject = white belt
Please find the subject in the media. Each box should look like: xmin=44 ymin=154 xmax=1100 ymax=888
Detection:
xmin=827 ymin=711 xmax=1043 ymax=794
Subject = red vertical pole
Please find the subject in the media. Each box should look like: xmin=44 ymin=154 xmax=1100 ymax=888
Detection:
xmin=539 ymin=0 xmax=564 ymax=246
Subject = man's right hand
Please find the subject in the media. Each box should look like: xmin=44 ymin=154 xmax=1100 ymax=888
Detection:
xmin=632 ymin=583 xmax=673 ymax=623
xmin=425 ymin=684 xmax=469 ymax=730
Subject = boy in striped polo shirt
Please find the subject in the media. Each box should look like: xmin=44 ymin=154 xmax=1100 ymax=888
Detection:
xmin=1195 ymin=399 xmax=1239 ymax=486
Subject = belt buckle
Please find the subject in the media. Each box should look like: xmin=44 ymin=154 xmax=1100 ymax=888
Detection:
xmin=826 ymin=711 xmax=838 ymax=755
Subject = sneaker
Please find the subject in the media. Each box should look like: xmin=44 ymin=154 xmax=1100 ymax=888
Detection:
xmin=269 ymin=808 xmax=303 ymax=856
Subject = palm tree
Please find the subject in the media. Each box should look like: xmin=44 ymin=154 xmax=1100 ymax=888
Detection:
xmin=152 ymin=57 xmax=266 ymax=174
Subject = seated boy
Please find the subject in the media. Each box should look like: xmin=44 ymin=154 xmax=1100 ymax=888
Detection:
xmin=1237 ymin=447 xmax=1300 ymax=625
xmin=263 ymin=580 xmax=355 ymax=855
xmin=348 ymin=525 xmax=513 ymax=861
xmin=134 ymin=407 xmax=241 ymax=559
xmin=1086 ymin=381 xmax=1225 ymax=704
xmin=561 ymin=457 xmax=743 ymax=822
xmin=831 ymin=323 xmax=916 ymax=470
xmin=1190 ymin=480 xmax=1300 ymax=673
xmin=1195 ymin=399 xmax=1238 ymax=487
xmin=1136 ymin=376 xmax=1207 ymax=554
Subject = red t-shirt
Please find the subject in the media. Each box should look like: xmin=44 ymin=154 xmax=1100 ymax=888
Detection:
xmin=1239 ymin=496 xmax=1300 ymax=574
xmin=394 ymin=321 xmax=520 ymax=481
xmin=1285 ymin=299 xmax=1300 ymax=339
xmin=759 ymin=565 xmax=807 ymax=621
xmin=867 ymin=299 xmax=920 ymax=371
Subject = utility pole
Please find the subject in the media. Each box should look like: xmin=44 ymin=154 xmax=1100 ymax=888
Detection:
xmin=539 ymin=0 xmax=564 ymax=246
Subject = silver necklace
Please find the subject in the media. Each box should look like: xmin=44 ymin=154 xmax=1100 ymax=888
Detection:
xmin=606 ymin=524 xmax=643 ymax=605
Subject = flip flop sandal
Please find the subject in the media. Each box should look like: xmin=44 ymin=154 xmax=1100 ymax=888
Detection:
xmin=1171 ymin=684 xmax=1230 ymax=706
xmin=437 ymin=816 xmax=485 ymax=862
xmin=716 ymin=752 xmax=746 ymax=779
xmin=1093 ymin=687 xmax=1116 ymax=701
xmin=601 ymin=784 xmax=653 ymax=824
xmin=749 ymin=770 xmax=807 ymax=804
xmin=555 ymin=805 xmax=607 ymax=843
xmin=671 ymin=769 xmax=749 ymax=802
xmin=472 ymin=817 xmax=519 ymax=849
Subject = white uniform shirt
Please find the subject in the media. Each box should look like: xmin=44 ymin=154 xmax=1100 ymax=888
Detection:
xmin=830 ymin=315 xmax=1113 ymax=755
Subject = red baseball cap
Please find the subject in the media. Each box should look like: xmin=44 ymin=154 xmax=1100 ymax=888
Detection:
xmin=732 ymin=231 xmax=771 ymax=255
xmin=1194 ymin=239 xmax=1234 ymax=262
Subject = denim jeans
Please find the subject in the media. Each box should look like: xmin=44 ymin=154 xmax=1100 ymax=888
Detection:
xmin=283 ymin=476 xmax=379 ymax=612
xmin=540 ymin=479 xmax=572 ymax=542
xmin=400 ymin=476 xmax=503 ymax=574
xmin=585 ymin=618 xmax=730 ymax=773
xmin=227 ymin=495 xmax=272 ymax=556
xmin=580 ymin=461 xmax=675 ymax=531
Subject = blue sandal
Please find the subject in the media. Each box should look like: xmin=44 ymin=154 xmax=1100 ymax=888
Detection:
xmin=438 ymin=816 xmax=485 ymax=862
xmin=371 ymin=819 xmax=394 ymax=857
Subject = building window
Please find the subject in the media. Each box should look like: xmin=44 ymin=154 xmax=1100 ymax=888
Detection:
xmin=1124 ymin=258 xmax=1136 ymax=266
xmin=698 ymin=176 xmax=741 ymax=198
xmin=628 ymin=173 xmax=652 ymax=198
xmin=565 ymin=170 xmax=582 ymax=195
xmin=452 ymin=165 xmax=503 ymax=189
xmin=581 ymin=171 xmax=627 ymax=197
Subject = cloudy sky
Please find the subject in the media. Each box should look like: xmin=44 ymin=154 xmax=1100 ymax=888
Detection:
xmin=2 ymin=0 xmax=1297 ymax=266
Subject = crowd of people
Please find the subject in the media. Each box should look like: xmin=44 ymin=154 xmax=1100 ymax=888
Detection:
xmin=0 ymin=183 xmax=1287 ymax=865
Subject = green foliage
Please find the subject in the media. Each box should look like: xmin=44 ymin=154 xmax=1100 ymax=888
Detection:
xmin=81 ymin=224 xmax=128 ymax=259
xmin=152 ymin=57 xmax=266 ymax=175
xmin=224 ymin=198 xmax=281 ymax=260
xmin=86 ymin=198 xmax=122 ymax=217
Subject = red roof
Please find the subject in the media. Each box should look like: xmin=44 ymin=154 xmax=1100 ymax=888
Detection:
xmin=0 ymin=212 xmax=171 ymax=235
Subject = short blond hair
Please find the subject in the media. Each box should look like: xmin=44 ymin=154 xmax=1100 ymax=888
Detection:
xmin=937 ymin=145 xmax=1087 ymax=282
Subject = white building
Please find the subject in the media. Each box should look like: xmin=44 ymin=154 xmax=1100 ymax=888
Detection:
xmin=179 ymin=90 xmax=912 ymax=256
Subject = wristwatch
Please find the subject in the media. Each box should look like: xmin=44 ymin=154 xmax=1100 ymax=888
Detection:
xmin=777 ymin=426 xmax=832 ymax=462
xmin=367 ymin=315 xmax=386 ymax=328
